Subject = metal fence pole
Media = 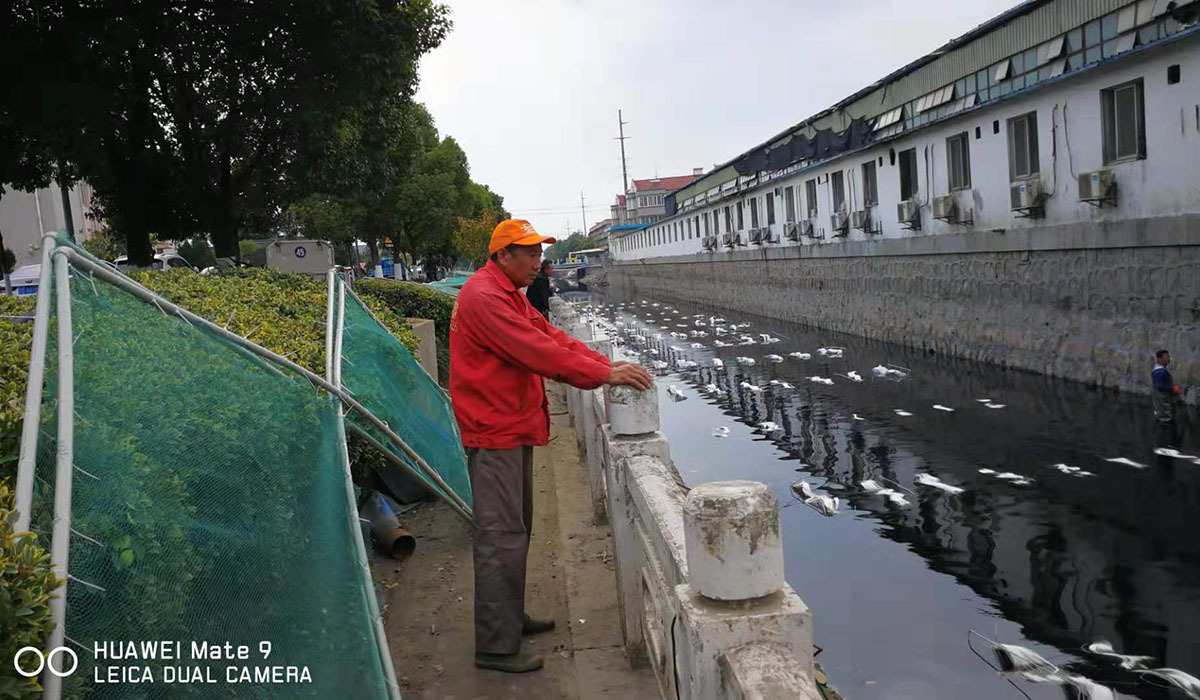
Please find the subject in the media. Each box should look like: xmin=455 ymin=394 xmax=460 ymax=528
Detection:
xmin=42 ymin=248 xmax=76 ymax=699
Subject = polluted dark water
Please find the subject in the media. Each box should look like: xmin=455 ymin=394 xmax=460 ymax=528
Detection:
xmin=577 ymin=288 xmax=1200 ymax=700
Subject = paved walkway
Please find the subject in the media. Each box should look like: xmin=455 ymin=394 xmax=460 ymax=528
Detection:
xmin=377 ymin=385 xmax=660 ymax=699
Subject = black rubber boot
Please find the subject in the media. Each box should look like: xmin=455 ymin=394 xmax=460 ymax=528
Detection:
xmin=522 ymin=614 xmax=556 ymax=635
xmin=474 ymin=651 xmax=544 ymax=673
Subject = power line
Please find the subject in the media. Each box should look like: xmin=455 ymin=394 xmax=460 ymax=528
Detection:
xmin=615 ymin=109 xmax=630 ymax=197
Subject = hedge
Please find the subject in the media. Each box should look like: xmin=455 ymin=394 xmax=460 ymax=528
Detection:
xmin=0 ymin=268 xmax=415 ymax=698
xmin=356 ymin=279 xmax=455 ymax=386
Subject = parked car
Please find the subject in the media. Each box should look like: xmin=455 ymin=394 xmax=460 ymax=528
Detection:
xmin=7 ymin=264 xmax=42 ymax=296
xmin=114 ymin=253 xmax=198 ymax=272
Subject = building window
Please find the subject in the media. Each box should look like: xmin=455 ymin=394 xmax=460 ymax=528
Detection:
xmin=704 ymin=213 xmax=711 ymax=236
xmin=749 ymin=198 xmax=759 ymax=228
xmin=805 ymin=179 xmax=818 ymax=218
xmin=736 ymin=201 xmax=744 ymax=230
xmin=947 ymin=132 xmax=971 ymax=190
xmin=766 ymin=192 xmax=776 ymax=225
xmin=694 ymin=216 xmax=700 ymax=238
xmin=1102 ymin=79 xmax=1145 ymax=163
xmin=862 ymin=161 xmax=878 ymax=206
xmin=899 ymin=148 xmax=919 ymax=200
xmin=831 ymin=171 xmax=846 ymax=212
xmin=1007 ymin=112 xmax=1040 ymax=180
xmin=784 ymin=186 xmax=796 ymax=222
xmin=724 ymin=206 xmax=732 ymax=232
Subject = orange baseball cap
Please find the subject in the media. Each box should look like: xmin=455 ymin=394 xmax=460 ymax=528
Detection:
xmin=489 ymin=219 xmax=556 ymax=254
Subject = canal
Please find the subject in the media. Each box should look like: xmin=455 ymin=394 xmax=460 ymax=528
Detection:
xmin=573 ymin=287 xmax=1200 ymax=700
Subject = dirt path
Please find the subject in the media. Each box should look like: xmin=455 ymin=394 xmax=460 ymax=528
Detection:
xmin=376 ymin=385 xmax=659 ymax=700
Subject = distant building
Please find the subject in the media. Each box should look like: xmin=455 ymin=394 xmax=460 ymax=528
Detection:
xmin=611 ymin=0 xmax=1200 ymax=261
xmin=0 ymin=181 xmax=102 ymax=268
xmin=587 ymin=219 xmax=612 ymax=249
xmin=610 ymin=194 xmax=628 ymax=225
xmin=621 ymin=172 xmax=703 ymax=226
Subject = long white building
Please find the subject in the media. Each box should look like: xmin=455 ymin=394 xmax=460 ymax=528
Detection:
xmin=611 ymin=0 xmax=1200 ymax=261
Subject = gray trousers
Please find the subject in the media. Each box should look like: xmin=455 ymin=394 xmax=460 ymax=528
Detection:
xmin=467 ymin=446 xmax=534 ymax=654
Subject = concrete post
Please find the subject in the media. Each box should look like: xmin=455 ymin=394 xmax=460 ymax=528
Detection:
xmin=599 ymin=382 xmax=671 ymax=666
xmin=606 ymin=384 xmax=659 ymax=436
xmin=577 ymin=338 xmax=613 ymax=463
xmin=673 ymin=481 xmax=815 ymax=700
xmin=683 ymin=481 xmax=784 ymax=601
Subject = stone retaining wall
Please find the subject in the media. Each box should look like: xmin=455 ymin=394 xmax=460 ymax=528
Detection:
xmin=610 ymin=224 xmax=1199 ymax=400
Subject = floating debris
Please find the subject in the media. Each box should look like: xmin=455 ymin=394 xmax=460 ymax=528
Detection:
xmin=932 ymin=404 xmax=955 ymax=412
xmin=736 ymin=356 xmax=756 ymax=365
xmin=739 ymin=382 xmax=763 ymax=393
xmin=758 ymin=421 xmax=781 ymax=433
xmin=690 ymin=342 xmax=705 ymax=349
xmin=861 ymin=480 xmax=883 ymax=492
xmin=846 ymin=371 xmax=864 ymax=382
xmin=667 ymin=385 xmax=687 ymax=402
xmin=714 ymin=340 xmax=733 ymax=347
xmin=817 ymin=347 xmax=844 ymax=358
xmin=648 ymin=348 xmax=660 ymax=356
xmin=984 ymin=403 xmax=1007 ymax=409
xmin=788 ymin=351 xmax=812 ymax=360
xmin=810 ymin=376 xmax=834 ymax=385
xmin=1154 ymin=447 xmax=1199 ymax=460
xmin=676 ymin=360 xmax=698 ymax=369
xmin=711 ymin=358 xmax=724 ymax=369
xmin=712 ymin=426 xmax=730 ymax=438
xmin=1104 ymin=456 xmax=1148 ymax=470
xmin=873 ymin=365 xmax=906 ymax=378
xmin=893 ymin=409 xmax=913 ymax=417
xmin=978 ymin=468 xmax=997 ymax=474
xmin=1083 ymin=640 xmax=1154 ymax=670
xmin=852 ymin=413 xmax=865 ymax=421
xmin=690 ymin=330 xmax=708 ymax=338
xmin=769 ymin=380 xmax=796 ymax=390
xmin=651 ymin=360 xmax=668 ymax=371
xmin=915 ymin=473 xmax=965 ymax=494
xmin=766 ymin=354 xmax=784 ymax=363
xmin=738 ymin=334 xmax=758 ymax=345
xmin=807 ymin=494 xmax=840 ymax=516
xmin=1051 ymin=463 xmax=1095 ymax=477
xmin=793 ymin=480 xmax=815 ymax=500
xmin=1141 ymin=668 xmax=1200 ymax=698
xmin=759 ymin=334 xmax=781 ymax=344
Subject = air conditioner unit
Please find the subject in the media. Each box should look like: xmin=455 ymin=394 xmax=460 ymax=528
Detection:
xmin=830 ymin=211 xmax=849 ymax=235
xmin=1078 ymin=170 xmax=1116 ymax=205
xmin=851 ymin=210 xmax=871 ymax=231
xmin=764 ymin=228 xmax=780 ymax=243
xmin=784 ymin=222 xmax=800 ymax=241
xmin=799 ymin=219 xmax=816 ymax=238
xmin=932 ymin=195 xmax=957 ymax=221
xmin=1010 ymin=179 xmax=1045 ymax=214
xmin=722 ymin=232 xmax=738 ymax=248
xmin=749 ymin=228 xmax=765 ymax=245
xmin=897 ymin=199 xmax=921 ymax=229
xmin=702 ymin=235 xmax=716 ymax=251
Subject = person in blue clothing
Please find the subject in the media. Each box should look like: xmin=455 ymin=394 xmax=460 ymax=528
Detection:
xmin=1152 ymin=349 xmax=1184 ymax=450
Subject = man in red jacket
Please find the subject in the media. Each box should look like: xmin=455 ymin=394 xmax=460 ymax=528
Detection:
xmin=449 ymin=219 xmax=652 ymax=673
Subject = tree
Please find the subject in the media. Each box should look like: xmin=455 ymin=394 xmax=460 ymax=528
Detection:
xmin=4 ymin=0 xmax=451 ymax=264
xmin=393 ymin=136 xmax=473 ymax=263
xmin=178 ymin=238 xmax=217 ymax=270
xmin=543 ymin=234 xmax=593 ymax=262
xmin=453 ymin=209 xmax=503 ymax=269
xmin=80 ymin=227 xmax=125 ymax=262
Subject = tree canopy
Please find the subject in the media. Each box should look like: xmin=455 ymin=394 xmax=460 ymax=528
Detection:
xmin=1 ymin=0 xmax=504 ymax=268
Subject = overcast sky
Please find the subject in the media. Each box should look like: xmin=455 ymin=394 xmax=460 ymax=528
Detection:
xmin=416 ymin=0 xmax=1021 ymax=239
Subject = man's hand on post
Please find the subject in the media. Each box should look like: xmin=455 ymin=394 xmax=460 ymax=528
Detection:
xmin=605 ymin=362 xmax=654 ymax=391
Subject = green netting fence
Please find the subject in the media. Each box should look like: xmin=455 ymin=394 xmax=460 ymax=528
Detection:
xmin=11 ymin=238 xmax=474 ymax=699
xmin=333 ymin=278 xmax=471 ymax=513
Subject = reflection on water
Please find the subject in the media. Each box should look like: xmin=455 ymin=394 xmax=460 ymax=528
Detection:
xmin=583 ymin=290 xmax=1200 ymax=700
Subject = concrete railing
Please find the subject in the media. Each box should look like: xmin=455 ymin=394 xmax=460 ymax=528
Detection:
xmin=548 ymin=297 xmax=822 ymax=700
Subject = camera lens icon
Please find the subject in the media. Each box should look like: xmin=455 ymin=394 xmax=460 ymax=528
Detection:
xmin=13 ymin=646 xmax=78 ymax=678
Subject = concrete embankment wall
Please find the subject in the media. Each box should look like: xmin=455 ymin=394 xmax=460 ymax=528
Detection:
xmin=610 ymin=217 xmax=1200 ymax=401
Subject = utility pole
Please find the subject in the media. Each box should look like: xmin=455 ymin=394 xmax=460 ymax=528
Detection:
xmin=615 ymin=110 xmax=629 ymax=200
xmin=580 ymin=191 xmax=587 ymax=235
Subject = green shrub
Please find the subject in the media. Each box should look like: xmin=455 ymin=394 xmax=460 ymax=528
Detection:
xmin=356 ymin=279 xmax=455 ymax=386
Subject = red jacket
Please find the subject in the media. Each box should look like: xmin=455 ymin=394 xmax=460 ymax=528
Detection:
xmin=449 ymin=261 xmax=611 ymax=449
